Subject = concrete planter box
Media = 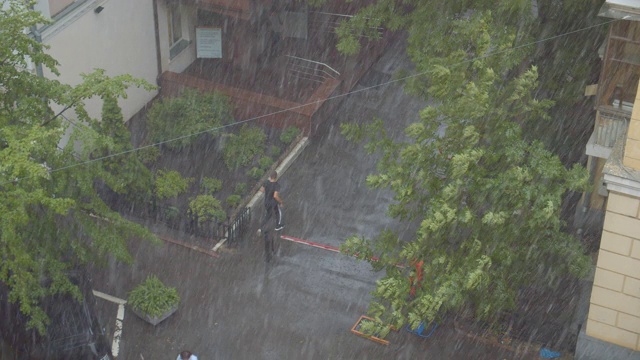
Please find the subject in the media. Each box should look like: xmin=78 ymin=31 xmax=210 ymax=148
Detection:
xmin=128 ymin=275 xmax=180 ymax=326
xmin=130 ymin=304 xmax=178 ymax=326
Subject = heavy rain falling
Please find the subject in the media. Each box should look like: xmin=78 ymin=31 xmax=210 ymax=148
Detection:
xmin=0 ymin=0 xmax=635 ymax=359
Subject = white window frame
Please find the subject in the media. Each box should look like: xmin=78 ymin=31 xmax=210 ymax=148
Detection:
xmin=47 ymin=0 xmax=88 ymax=20
xmin=36 ymin=0 xmax=92 ymax=42
xmin=167 ymin=2 xmax=183 ymax=47
xmin=167 ymin=1 xmax=190 ymax=59
xmin=48 ymin=0 xmax=76 ymax=17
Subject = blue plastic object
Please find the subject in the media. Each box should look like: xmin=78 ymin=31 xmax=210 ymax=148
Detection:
xmin=539 ymin=347 xmax=561 ymax=359
xmin=406 ymin=321 xmax=438 ymax=338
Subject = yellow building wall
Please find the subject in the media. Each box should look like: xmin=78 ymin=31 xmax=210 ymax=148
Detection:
xmin=624 ymin=82 xmax=640 ymax=170
xmin=587 ymin=191 xmax=640 ymax=350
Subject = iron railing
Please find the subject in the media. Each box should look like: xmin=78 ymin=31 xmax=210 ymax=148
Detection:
xmin=104 ymin=191 xmax=252 ymax=246
xmin=285 ymin=55 xmax=340 ymax=83
xmin=223 ymin=206 xmax=251 ymax=245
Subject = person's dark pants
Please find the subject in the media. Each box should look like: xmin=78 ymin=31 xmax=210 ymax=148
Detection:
xmin=260 ymin=202 xmax=282 ymax=231
xmin=263 ymin=230 xmax=275 ymax=262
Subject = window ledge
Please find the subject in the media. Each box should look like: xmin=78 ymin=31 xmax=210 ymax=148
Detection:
xmin=169 ymin=39 xmax=191 ymax=60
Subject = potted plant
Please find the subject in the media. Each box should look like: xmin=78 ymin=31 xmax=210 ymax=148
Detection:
xmin=128 ymin=275 xmax=180 ymax=325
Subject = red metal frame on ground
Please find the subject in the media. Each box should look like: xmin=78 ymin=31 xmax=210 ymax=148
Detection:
xmin=350 ymin=315 xmax=392 ymax=346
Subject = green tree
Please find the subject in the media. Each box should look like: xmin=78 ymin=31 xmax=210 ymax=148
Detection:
xmin=146 ymin=88 xmax=234 ymax=150
xmin=0 ymin=1 xmax=156 ymax=334
xmin=328 ymin=0 xmax=605 ymax=158
xmin=338 ymin=1 xmax=592 ymax=333
xmin=94 ymin=94 xmax=153 ymax=198
xmin=331 ymin=0 xmax=535 ymax=57
xmin=528 ymin=0 xmax=608 ymax=158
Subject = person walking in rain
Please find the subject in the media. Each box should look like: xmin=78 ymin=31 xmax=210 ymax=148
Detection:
xmin=258 ymin=170 xmax=284 ymax=233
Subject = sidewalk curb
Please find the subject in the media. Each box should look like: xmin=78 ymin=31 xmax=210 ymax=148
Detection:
xmin=213 ymin=136 xmax=310 ymax=252
xmin=246 ymin=136 xmax=310 ymax=210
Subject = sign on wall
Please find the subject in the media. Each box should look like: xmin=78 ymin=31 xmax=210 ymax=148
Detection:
xmin=196 ymin=27 xmax=222 ymax=59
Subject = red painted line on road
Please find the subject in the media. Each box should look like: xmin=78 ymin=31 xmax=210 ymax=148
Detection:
xmin=280 ymin=235 xmax=342 ymax=253
xmin=280 ymin=235 xmax=380 ymax=262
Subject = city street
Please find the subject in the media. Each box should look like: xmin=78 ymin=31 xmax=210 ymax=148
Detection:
xmin=89 ymin=36 xmax=541 ymax=360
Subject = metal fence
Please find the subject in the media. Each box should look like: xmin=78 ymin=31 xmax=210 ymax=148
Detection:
xmin=104 ymin=195 xmax=214 ymax=239
xmin=104 ymin=190 xmax=252 ymax=246
xmin=223 ymin=206 xmax=251 ymax=245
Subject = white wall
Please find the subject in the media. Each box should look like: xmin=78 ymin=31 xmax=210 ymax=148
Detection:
xmin=39 ymin=0 xmax=159 ymax=122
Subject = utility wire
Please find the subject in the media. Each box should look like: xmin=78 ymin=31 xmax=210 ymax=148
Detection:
xmin=4 ymin=17 xmax=617 ymax=183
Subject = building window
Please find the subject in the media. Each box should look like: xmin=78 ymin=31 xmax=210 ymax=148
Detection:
xmin=168 ymin=3 xmax=183 ymax=46
xmin=48 ymin=0 xmax=88 ymax=18
xmin=49 ymin=0 xmax=75 ymax=17
xmin=167 ymin=2 xmax=189 ymax=59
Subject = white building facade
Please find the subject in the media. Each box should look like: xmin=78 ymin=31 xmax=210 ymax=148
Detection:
xmin=31 ymin=0 xmax=198 ymax=122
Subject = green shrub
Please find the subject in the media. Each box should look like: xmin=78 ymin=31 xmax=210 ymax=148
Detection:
xmin=269 ymin=145 xmax=281 ymax=157
xmin=247 ymin=167 xmax=265 ymax=180
xmin=164 ymin=206 xmax=180 ymax=221
xmin=128 ymin=275 xmax=180 ymax=318
xmin=280 ymin=126 xmax=300 ymax=145
xmin=137 ymin=146 xmax=161 ymax=164
xmin=155 ymin=170 xmax=193 ymax=200
xmin=188 ymin=195 xmax=226 ymax=224
xmin=226 ymin=194 xmax=242 ymax=208
xmin=258 ymin=156 xmax=274 ymax=170
xmin=101 ymin=153 xmax=154 ymax=201
xmin=234 ymin=182 xmax=247 ymax=195
xmin=147 ymin=89 xmax=233 ymax=150
xmin=223 ymin=126 xmax=266 ymax=170
xmin=201 ymin=177 xmax=222 ymax=195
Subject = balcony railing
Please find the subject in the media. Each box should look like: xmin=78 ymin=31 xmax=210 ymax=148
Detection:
xmin=285 ymin=55 xmax=340 ymax=83
xmin=594 ymin=105 xmax=630 ymax=148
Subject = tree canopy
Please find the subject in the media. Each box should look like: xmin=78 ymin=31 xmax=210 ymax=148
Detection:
xmin=0 ymin=0 xmax=156 ymax=333
xmin=337 ymin=0 xmax=593 ymax=334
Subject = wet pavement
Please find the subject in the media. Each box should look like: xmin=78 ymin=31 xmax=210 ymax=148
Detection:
xmin=89 ymin=36 xmax=545 ymax=359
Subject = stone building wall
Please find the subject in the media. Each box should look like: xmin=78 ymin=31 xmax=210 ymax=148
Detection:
xmin=587 ymin=190 xmax=640 ymax=350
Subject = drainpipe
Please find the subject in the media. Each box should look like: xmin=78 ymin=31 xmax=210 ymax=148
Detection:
xmin=152 ymin=0 xmax=163 ymax=87
xmin=585 ymin=156 xmax=599 ymax=209
xmin=29 ymin=25 xmax=44 ymax=78
xmin=29 ymin=22 xmax=49 ymax=126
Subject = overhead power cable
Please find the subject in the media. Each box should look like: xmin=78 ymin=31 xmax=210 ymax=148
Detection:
xmin=3 ymin=17 xmax=617 ymax=184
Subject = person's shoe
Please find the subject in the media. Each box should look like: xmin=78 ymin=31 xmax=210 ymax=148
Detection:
xmin=257 ymin=228 xmax=262 ymax=235
xmin=274 ymin=224 xmax=284 ymax=231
